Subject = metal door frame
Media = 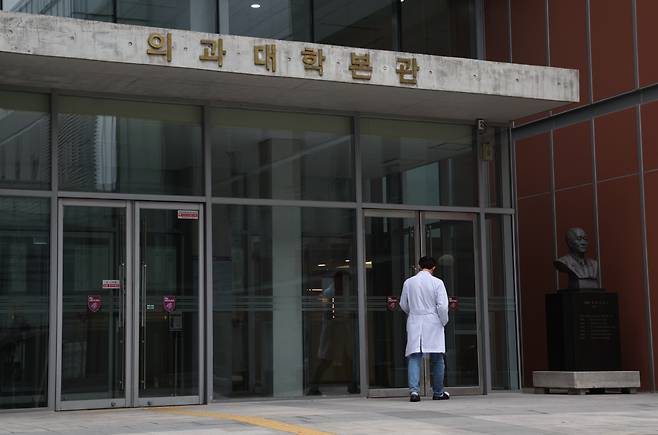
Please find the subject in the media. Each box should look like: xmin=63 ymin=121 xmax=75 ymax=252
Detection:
xmin=56 ymin=199 xmax=133 ymax=411
xmin=56 ymin=200 xmax=204 ymax=410
xmin=363 ymin=209 xmax=483 ymax=398
xmin=133 ymin=201 xmax=204 ymax=407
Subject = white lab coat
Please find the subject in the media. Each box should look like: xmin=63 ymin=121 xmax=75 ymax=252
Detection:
xmin=399 ymin=270 xmax=449 ymax=357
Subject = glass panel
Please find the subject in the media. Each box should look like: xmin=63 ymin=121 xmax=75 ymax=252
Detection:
xmin=117 ymin=0 xmax=217 ymax=32
xmin=361 ymin=118 xmax=477 ymax=207
xmin=225 ymin=0 xmax=311 ymax=41
xmin=4 ymin=0 xmax=216 ymax=31
xmin=365 ymin=215 xmax=416 ymax=389
xmin=61 ymin=205 xmax=125 ymax=401
xmin=212 ymin=205 xmax=358 ymax=398
xmin=400 ymin=0 xmax=476 ymax=58
xmin=0 ymin=91 xmax=50 ymax=190
xmin=486 ymin=214 xmax=519 ymax=389
xmin=0 ymin=197 xmax=49 ymax=409
xmin=314 ymin=0 xmax=395 ymax=50
xmin=483 ymin=127 xmax=512 ymax=208
xmin=210 ymin=109 xmax=354 ymax=201
xmin=3 ymin=0 xmax=114 ymax=21
xmin=424 ymin=216 xmax=478 ymax=387
xmin=139 ymin=208 xmax=199 ymax=397
xmin=58 ymin=97 xmax=203 ymax=195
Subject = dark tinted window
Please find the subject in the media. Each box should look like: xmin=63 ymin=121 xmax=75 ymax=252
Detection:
xmin=313 ymin=0 xmax=396 ymax=50
xmin=3 ymin=0 xmax=217 ymax=32
xmin=225 ymin=0 xmax=311 ymax=41
xmin=0 ymin=91 xmax=50 ymax=190
xmin=0 ymin=197 xmax=50 ymax=409
xmin=400 ymin=0 xmax=476 ymax=57
xmin=116 ymin=0 xmax=216 ymax=32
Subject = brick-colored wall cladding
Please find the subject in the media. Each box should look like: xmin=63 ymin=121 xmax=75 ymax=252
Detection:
xmin=497 ymin=0 xmax=658 ymax=390
xmin=548 ymin=0 xmax=590 ymax=112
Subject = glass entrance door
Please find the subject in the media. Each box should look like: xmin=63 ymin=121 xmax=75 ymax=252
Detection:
xmin=57 ymin=200 xmax=203 ymax=410
xmin=58 ymin=201 xmax=131 ymax=410
xmin=364 ymin=210 xmax=481 ymax=397
xmin=134 ymin=203 xmax=203 ymax=407
xmin=422 ymin=213 xmax=481 ymax=394
xmin=364 ymin=210 xmax=418 ymax=397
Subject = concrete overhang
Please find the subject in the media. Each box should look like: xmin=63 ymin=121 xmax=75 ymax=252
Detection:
xmin=0 ymin=12 xmax=579 ymax=123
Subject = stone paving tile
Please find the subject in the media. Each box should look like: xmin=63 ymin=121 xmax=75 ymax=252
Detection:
xmin=3 ymin=393 xmax=658 ymax=434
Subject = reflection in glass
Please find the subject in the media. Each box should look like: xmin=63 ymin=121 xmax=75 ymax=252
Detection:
xmin=58 ymin=97 xmax=203 ymax=195
xmin=400 ymin=0 xmax=476 ymax=57
xmin=361 ymin=118 xmax=477 ymax=206
xmin=486 ymin=214 xmax=519 ymax=389
xmin=5 ymin=0 xmax=216 ymax=32
xmin=5 ymin=0 xmax=114 ymax=21
xmin=313 ymin=0 xmax=395 ymax=50
xmin=0 ymin=197 xmax=49 ymax=409
xmin=212 ymin=205 xmax=358 ymax=398
xmin=225 ymin=0 xmax=310 ymax=41
xmin=0 ymin=91 xmax=50 ymax=190
xmin=482 ymin=128 xmax=511 ymax=208
xmin=139 ymin=208 xmax=199 ymax=398
xmin=365 ymin=215 xmax=416 ymax=389
xmin=117 ymin=0 xmax=216 ymax=32
xmin=424 ymin=217 xmax=479 ymax=387
xmin=211 ymin=109 xmax=354 ymax=201
xmin=61 ymin=206 xmax=126 ymax=401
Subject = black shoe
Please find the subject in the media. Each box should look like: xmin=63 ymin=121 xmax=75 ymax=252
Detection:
xmin=410 ymin=393 xmax=421 ymax=402
xmin=433 ymin=392 xmax=450 ymax=400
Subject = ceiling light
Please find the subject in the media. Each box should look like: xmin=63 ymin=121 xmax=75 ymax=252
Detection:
xmin=317 ymin=263 xmax=327 ymax=267
xmin=251 ymin=3 xmax=261 ymax=8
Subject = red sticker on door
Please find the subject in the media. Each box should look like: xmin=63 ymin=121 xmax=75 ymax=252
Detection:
xmin=88 ymin=295 xmax=102 ymax=313
xmin=386 ymin=296 xmax=399 ymax=311
xmin=177 ymin=210 xmax=198 ymax=220
xmin=163 ymin=295 xmax=176 ymax=313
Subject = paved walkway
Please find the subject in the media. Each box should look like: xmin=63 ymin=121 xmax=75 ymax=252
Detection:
xmin=2 ymin=393 xmax=658 ymax=434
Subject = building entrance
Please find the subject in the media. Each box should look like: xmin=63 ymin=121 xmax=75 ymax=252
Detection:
xmin=364 ymin=210 xmax=482 ymax=397
xmin=55 ymin=200 xmax=204 ymax=410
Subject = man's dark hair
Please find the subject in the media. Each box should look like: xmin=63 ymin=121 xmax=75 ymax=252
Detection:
xmin=418 ymin=256 xmax=436 ymax=270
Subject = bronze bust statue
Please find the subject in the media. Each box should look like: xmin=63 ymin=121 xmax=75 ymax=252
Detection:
xmin=553 ymin=227 xmax=599 ymax=289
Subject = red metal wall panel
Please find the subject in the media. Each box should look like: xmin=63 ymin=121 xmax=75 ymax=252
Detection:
xmin=598 ymin=175 xmax=650 ymax=385
xmin=590 ymin=0 xmax=635 ymax=101
xmin=510 ymin=0 xmax=547 ymax=66
xmin=555 ymin=185 xmax=596 ymax=289
xmin=510 ymin=0 xmax=548 ymax=125
xmin=518 ymin=194 xmax=555 ymax=386
xmin=641 ymin=101 xmax=658 ymax=172
xmin=554 ymin=121 xmax=593 ymax=189
xmin=636 ymin=0 xmax=658 ymax=87
xmin=644 ymin=171 xmax=658 ymax=389
xmin=516 ymin=133 xmax=551 ymax=198
xmin=485 ymin=0 xmax=510 ymax=62
xmin=595 ymin=108 xmax=638 ymax=181
xmin=548 ymin=0 xmax=590 ymax=112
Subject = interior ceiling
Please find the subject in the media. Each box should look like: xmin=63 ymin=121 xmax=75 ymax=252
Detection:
xmin=0 ymin=51 xmax=568 ymax=123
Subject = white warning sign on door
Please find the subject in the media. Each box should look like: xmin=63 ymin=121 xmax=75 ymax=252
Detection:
xmin=177 ymin=210 xmax=199 ymax=220
xmin=102 ymin=279 xmax=121 ymax=289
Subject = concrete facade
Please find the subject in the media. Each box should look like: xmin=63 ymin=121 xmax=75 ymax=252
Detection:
xmin=0 ymin=11 xmax=578 ymax=122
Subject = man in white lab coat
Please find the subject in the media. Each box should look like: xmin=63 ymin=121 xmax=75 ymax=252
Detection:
xmin=399 ymin=256 xmax=450 ymax=402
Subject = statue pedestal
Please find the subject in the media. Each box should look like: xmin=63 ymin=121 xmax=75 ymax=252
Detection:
xmin=545 ymin=291 xmax=620 ymax=371
xmin=533 ymin=371 xmax=640 ymax=394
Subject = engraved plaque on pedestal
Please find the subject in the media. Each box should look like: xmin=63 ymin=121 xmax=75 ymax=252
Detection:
xmin=546 ymin=291 xmax=620 ymax=371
